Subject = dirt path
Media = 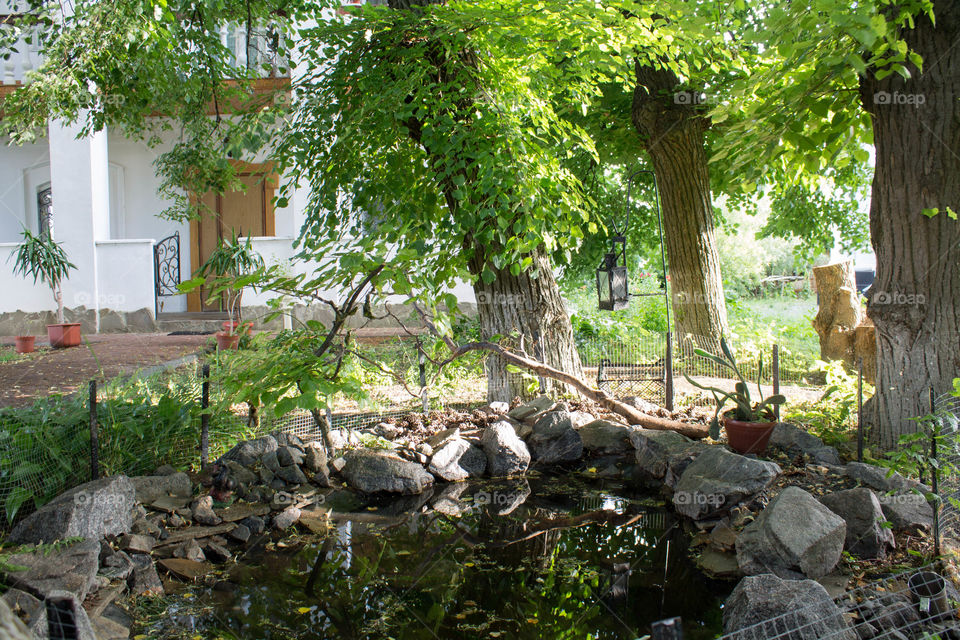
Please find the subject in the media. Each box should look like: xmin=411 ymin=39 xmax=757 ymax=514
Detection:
xmin=0 ymin=334 xmax=207 ymax=408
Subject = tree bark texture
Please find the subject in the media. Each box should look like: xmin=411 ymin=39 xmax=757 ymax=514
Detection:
xmin=632 ymin=62 xmax=728 ymax=351
xmin=812 ymin=261 xmax=863 ymax=365
xmin=859 ymin=5 xmax=960 ymax=448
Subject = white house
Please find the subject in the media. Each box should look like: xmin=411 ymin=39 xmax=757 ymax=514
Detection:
xmin=0 ymin=3 xmax=473 ymax=336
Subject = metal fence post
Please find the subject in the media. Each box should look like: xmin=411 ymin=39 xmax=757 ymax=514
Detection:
xmin=931 ymin=387 xmax=941 ymax=558
xmin=417 ymin=338 xmax=429 ymax=413
xmin=772 ymin=344 xmax=780 ymax=421
xmin=651 ymin=617 xmax=684 ymax=640
xmin=857 ymin=357 xmax=864 ymax=462
xmin=89 ymin=380 xmax=99 ymax=481
xmin=200 ymin=364 xmax=210 ymax=468
xmin=665 ymin=331 xmax=674 ymax=412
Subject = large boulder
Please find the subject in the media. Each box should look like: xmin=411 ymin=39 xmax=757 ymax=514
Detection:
xmin=820 ymin=488 xmax=895 ymax=559
xmin=672 ymin=447 xmax=780 ymax=520
xmin=2 ymin=539 xmax=100 ymax=602
xmin=631 ymin=429 xmax=710 ymax=488
xmin=736 ymin=486 xmax=846 ymax=579
xmin=9 ymin=475 xmax=136 ymax=545
xmin=532 ymin=410 xmax=593 ymax=437
xmin=845 ymin=462 xmax=925 ymax=493
xmin=221 ymin=435 xmax=278 ymax=466
xmin=341 ymin=449 xmax=435 ymax=494
xmin=0 ymin=593 xmax=34 ymax=640
xmin=768 ymin=423 xmax=841 ymax=465
xmin=878 ymin=491 xmax=934 ymax=534
xmin=577 ymin=420 xmax=635 ymax=453
xmin=528 ymin=428 xmax=583 ymax=464
xmin=428 ymin=438 xmax=487 ymax=482
xmin=723 ymin=574 xmax=856 ymax=639
xmin=481 ymin=422 xmax=531 ymax=477
xmin=507 ymin=396 xmax=555 ymax=421
xmin=130 ymin=472 xmax=192 ymax=503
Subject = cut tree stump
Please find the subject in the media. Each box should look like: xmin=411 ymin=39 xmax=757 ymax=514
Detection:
xmin=812 ymin=261 xmax=862 ymax=366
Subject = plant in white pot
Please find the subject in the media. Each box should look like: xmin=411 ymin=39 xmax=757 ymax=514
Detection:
xmin=10 ymin=229 xmax=80 ymax=348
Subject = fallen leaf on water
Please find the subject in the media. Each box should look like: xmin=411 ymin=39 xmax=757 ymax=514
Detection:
xmin=297 ymin=607 xmax=312 ymax=614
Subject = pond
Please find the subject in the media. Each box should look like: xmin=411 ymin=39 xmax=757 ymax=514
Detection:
xmin=147 ymin=474 xmax=729 ymax=639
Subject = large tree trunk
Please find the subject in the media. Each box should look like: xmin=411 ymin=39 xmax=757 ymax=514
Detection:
xmin=632 ymin=63 xmax=728 ymax=351
xmin=469 ymin=246 xmax=584 ymax=402
xmin=859 ymin=5 xmax=960 ymax=448
xmin=812 ymin=261 xmax=863 ymax=365
xmin=388 ymin=0 xmax=583 ymax=402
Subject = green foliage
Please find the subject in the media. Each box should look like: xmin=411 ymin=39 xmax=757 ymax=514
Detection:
xmin=883 ymin=407 xmax=960 ymax=485
xmin=684 ymin=338 xmax=787 ymax=438
xmin=183 ymin=233 xmax=265 ymax=323
xmin=783 ymin=359 xmax=873 ymax=449
xmin=9 ymin=228 xmax=76 ymax=323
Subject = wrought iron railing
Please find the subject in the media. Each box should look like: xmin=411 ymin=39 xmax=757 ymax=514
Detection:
xmin=153 ymin=232 xmax=181 ymax=316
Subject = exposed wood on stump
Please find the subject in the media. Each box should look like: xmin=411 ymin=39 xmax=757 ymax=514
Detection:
xmin=812 ymin=261 xmax=863 ymax=366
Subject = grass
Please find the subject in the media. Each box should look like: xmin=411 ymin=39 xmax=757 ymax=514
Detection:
xmin=0 ymin=347 xmax=25 ymax=365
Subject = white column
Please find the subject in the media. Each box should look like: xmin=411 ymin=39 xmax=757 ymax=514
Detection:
xmin=48 ymin=118 xmax=111 ymax=331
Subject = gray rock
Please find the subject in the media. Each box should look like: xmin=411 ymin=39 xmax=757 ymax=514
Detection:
xmin=0 ymin=594 xmax=34 ymax=640
xmin=577 ymin=419 xmax=635 ymax=453
xmin=273 ymin=506 xmax=301 ymax=530
xmin=723 ymin=573 xmax=856 ymax=639
xmin=809 ymin=446 xmax=842 ymax=466
xmin=9 ymin=475 xmax=136 ymax=545
xmin=769 ymin=422 xmax=825 ymax=454
xmin=31 ymin=590 xmax=97 ymax=640
xmin=341 ymin=449 xmax=435 ymax=494
xmin=191 ymin=496 xmax=222 ymax=526
xmin=259 ymin=467 xmax=275 ymax=484
xmin=275 ymin=432 xmax=304 ymax=449
xmin=224 ymin=461 xmax=257 ymax=486
xmin=127 ymin=553 xmax=163 ymax=596
xmin=204 ymin=542 xmax=232 ymax=563
xmin=673 ymin=447 xmax=780 ymax=520
xmin=482 ymin=401 xmax=510 ymax=414
xmin=228 ymin=524 xmax=252 ymax=543
xmin=277 ymin=445 xmax=305 ymax=467
xmin=845 ymin=462 xmax=924 ymax=493
xmin=417 ymin=442 xmax=434 ymax=457
xmin=154 ymin=464 xmax=177 ymax=476
xmin=98 ymin=548 xmax=135 ymax=581
xmin=736 ymin=486 xmax=846 ymax=579
xmin=481 ymin=421 xmax=531 ymax=477
xmin=240 ymin=515 xmax=265 ymax=535
xmin=532 ymin=410 xmax=593 ymax=437
xmin=375 ymin=423 xmax=402 ymax=440
xmin=119 ymin=533 xmax=156 ymax=555
xmin=222 ymin=435 xmax=278 ymax=466
xmin=631 ymin=428 xmax=710 ymax=488
xmin=303 ymin=443 xmax=328 ymax=473
xmin=3 ymin=539 xmax=100 ymax=601
xmin=327 ymin=429 xmax=364 ymax=451
xmin=820 ymin=488 xmax=895 ymax=559
xmin=173 ymin=539 xmax=206 ymax=562
xmin=130 ymin=472 xmax=192 ymax=503
xmin=276 ymin=464 xmax=308 ymax=485
xmin=261 ymin=450 xmax=281 ymax=472
xmin=427 ymin=427 xmax=461 ymax=449
xmin=529 ymin=428 xmax=584 ymax=464
xmin=878 ymin=491 xmax=934 ymax=534
xmin=428 ymin=438 xmax=487 ymax=481
xmin=507 ymin=396 xmax=555 ymax=420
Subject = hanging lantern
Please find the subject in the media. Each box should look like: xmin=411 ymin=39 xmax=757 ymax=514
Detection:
xmin=597 ymin=236 xmax=629 ymax=310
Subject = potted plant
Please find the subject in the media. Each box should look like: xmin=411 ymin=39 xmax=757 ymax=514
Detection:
xmin=10 ymin=229 xmax=80 ymax=348
xmin=684 ymin=338 xmax=786 ymax=454
xmin=13 ymin=320 xmax=35 ymax=354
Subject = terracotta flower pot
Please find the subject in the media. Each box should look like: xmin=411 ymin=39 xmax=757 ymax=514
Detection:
xmin=215 ymin=331 xmax=240 ymax=350
xmin=221 ymin=321 xmax=254 ymax=336
xmin=47 ymin=323 xmax=82 ymax=349
xmin=14 ymin=335 xmax=35 ymax=354
xmin=723 ymin=416 xmax=777 ymax=455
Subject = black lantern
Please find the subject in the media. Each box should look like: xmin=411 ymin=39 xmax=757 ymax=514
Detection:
xmin=597 ymin=236 xmax=629 ymax=310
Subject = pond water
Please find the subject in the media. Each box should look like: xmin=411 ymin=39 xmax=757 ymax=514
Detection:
xmin=150 ymin=474 xmax=729 ymax=639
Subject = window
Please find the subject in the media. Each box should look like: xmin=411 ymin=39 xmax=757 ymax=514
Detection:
xmin=36 ymin=185 xmax=52 ymax=238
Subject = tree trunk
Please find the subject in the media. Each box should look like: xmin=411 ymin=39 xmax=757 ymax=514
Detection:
xmin=632 ymin=63 xmax=728 ymax=351
xmin=812 ymin=261 xmax=863 ymax=366
xmin=859 ymin=5 xmax=960 ymax=448
xmin=469 ymin=246 xmax=584 ymax=402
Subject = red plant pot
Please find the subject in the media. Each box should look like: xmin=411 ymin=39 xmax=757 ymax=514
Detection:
xmin=222 ymin=321 xmax=254 ymax=336
xmin=724 ymin=417 xmax=777 ymax=455
xmin=215 ymin=331 xmax=240 ymax=350
xmin=47 ymin=323 xmax=82 ymax=349
xmin=14 ymin=335 xmax=35 ymax=354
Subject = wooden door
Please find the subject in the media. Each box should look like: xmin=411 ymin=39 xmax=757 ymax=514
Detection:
xmin=188 ymin=166 xmax=276 ymax=312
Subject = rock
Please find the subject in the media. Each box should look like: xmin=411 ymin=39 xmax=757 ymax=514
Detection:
xmin=31 ymin=590 xmax=98 ymax=640
xmin=0 ymin=594 xmax=34 ymax=640
xmin=631 ymin=428 xmax=710 ymax=488
xmin=374 ymin=423 xmax=402 ymax=440
xmin=428 ymin=438 xmax=488 ymax=481
xmin=131 ymin=517 xmax=163 ymax=538
xmin=89 ymin=612 xmax=130 ymax=640
xmin=479 ymin=480 xmax=531 ymax=516
xmin=275 ymin=432 xmax=304 ymax=449
xmin=769 ymin=422 xmax=825 ymax=453
xmin=431 ymin=483 xmax=470 ymax=516
xmin=298 ymin=510 xmax=330 ymax=534
xmin=417 ymin=443 xmax=434 ymax=457
xmin=173 ymin=539 xmax=206 ymax=563
xmin=481 ymin=421 xmax=532 ymax=477
xmin=532 ymin=410 xmax=593 ymax=437
xmin=273 ymin=506 xmax=302 ymax=530
xmin=203 ymin=541 xmax=232 ymax=563
xmin=261 ymin=450 xmax=281 ymax=472
xmin=119 ymin=534 xmax=156 ymax=555
xmin=99 ymin=549 xmax=135 ymax=581
xmin=507 ymin=396 xmax=555 ymax=420
xmin=327 ymin=429 xmax=364 ymax=450
xmin=8 ymin=475 xmax=136 ymax=545
xmin=3 ymin=539 xmax=100 ymax=602
xmin=528 ymin=428 xmax=584 ymax=464
xmin=397 ymin=448 xmax=430 ymax=465
xmin=271 ymin=491 xmax=295 ymax=511
xmin=167 ymin=513 xmax=187 ymax=528
xmin=577 ymin=419 xmax=635 ymax=453
xmin=878 ymin=491 xmax=934 ymax=534
xmin=698 ymin=548 xmax=742 ymax=580
xmin=223 ymin=435 xmax=277 ymax=465
xmin=154 ymin=464 xmax=177 ymax=476
xmin=427 ymin=428 xmax=461 ymax=449
xmin=276 ymin=464 xmax=309 ymax=486
xmin=845 ymin=462 xmax=924 ymax=493
xmin=672 ymin=447 xmax=780 ymax=520
xmin=130 ymin=472 xmax=192 ymax=503
xmin=820 ymin=488 xmax=895 ymax=559
xmin=341 ymin=449 xmax=435 ymax=494
xmin=224 ymin=461 xmax=257 ymax=486
xmin=159 ymin=558 xmax=210 ymax=581
xmin=216 ymin=502 xmax=271 ymax=523
xmin=810 ymin=446 xmax=842 ymax=466
xmin=240 ymin=516 xmax=265 ymax=535
xmin=736 ymin=486 xmax=846 ymax=579
xmin=303 ymin=443 xmax=328 ymax=473
xmin=482 ymin=401 xmax=510 ymax=414
xmin=723 ymin=573 xmax=856 ymax=639
xmin=127 ymin=553 xmax=163 ymax=596
xmin=2 ymin=589 xmax=42 ymax=638
xmin=228 ymin=524 xmax=251 ymax=543
xmin=277 ymin=445 xmax=306 ymax=467
xmin=191 ymin=496 xmax=222 ymax=526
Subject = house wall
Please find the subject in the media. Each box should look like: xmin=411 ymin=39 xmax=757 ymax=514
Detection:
xmin=0 ymin=139 xmax=50 ymax=243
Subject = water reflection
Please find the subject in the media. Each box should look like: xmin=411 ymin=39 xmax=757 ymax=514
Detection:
xmin=161 ymin=476 xmax=727 ymax=639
